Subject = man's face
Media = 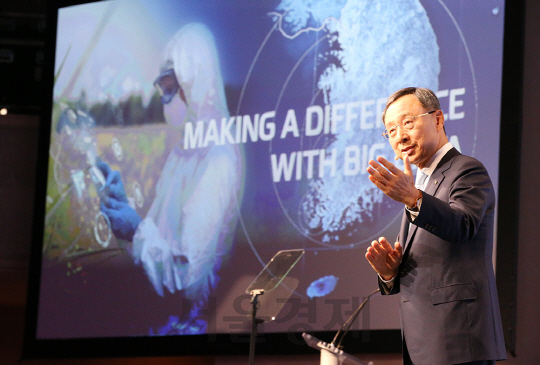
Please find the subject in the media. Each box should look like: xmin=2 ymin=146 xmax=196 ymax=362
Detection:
xmin=383 ymin=94 xmax=443 ymax=169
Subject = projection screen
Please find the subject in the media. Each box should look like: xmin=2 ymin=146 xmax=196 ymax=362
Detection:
xmin=24 ymin=0 xmax=507 ymax=357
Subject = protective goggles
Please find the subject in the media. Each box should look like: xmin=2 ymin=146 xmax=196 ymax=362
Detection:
xmin=154 ymin=68 xmax=181 ymax=105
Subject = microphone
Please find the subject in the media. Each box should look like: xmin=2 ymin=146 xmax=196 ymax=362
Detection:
xmin=330 ymin=288 xmax=380 ymax=349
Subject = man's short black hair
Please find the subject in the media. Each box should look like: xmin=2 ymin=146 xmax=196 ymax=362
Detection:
xmin=381 ymin=87 xmax=441 ymax=124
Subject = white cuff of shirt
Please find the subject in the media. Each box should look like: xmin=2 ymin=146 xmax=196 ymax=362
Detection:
xmin=405 ymin=194 xmax=422 ymax=221
xmin=378 ymin=273 xmax=396 ymax=293
xmin=378 ymin=273 xmax=396 ymax=284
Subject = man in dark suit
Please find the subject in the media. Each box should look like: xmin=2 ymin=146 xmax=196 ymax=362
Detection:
xmin=365 ymin=87 xmax=506 ymax=365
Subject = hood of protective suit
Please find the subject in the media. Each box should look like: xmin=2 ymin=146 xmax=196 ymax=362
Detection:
xmin=162 ymin=22 xmax=229 ymax=126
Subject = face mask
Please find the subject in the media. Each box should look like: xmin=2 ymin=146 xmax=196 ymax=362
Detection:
xmin=163 ymin=93 xmax=187 ymax=127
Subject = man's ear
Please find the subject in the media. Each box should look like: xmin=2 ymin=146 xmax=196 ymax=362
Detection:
xmin=435 ymin=110 xmax=445 ymax=131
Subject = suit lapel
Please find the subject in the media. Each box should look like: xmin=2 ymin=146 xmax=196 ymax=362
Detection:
xmin=399 ymin=211 xmax=409 ymax=246
xmin=404 ymin=218 xmax=417 ymax=252
xmin=402 ymin=148 xmax=460 ymax=252
xmin=425 ymin=148 xmax=460 ymax=196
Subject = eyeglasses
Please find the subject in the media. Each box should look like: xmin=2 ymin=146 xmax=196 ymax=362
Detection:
xmin=382 ymin=110 xmax=436 ymax=139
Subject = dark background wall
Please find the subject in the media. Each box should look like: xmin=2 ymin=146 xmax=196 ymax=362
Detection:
xmin=1 ymin=0 xmax=539 ymax=364
xmin=504 ymin=0 xmax=540 ymax=363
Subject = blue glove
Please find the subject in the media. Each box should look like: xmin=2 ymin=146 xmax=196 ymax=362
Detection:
xmin=100 ymin=197 xmax=142 ymax=241
xmin=96 ymin=159 xmax=141 ymax=241
xmin=96 ymin=159 xmax=128 ymax=203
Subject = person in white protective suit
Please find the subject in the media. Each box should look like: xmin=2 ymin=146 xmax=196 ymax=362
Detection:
xmin=99 ymin=23 xmax=243 ymax=315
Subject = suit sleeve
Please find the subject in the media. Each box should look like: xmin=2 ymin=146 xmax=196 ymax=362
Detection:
xmin=411 ymin=158 xmax=495 ymax=244
xmin=379 ymin=274 xmax=400 ymax=295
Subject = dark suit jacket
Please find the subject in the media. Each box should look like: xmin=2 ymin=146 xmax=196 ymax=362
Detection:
xmin=380 ymin=148 xmax=506 ymax=365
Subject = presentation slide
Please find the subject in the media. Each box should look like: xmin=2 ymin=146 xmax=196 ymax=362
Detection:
xmin=36 ymin=0 xmax=505 ymax=339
